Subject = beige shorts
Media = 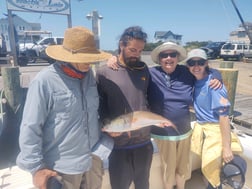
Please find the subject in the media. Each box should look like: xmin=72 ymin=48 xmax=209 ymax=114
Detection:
xmin=154 ymin=136 xmax=192 ymax=183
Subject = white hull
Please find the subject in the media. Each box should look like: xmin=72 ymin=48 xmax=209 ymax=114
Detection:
xmin=102 ymin=133 xmax=252 ymax=189
xmin=1 ymin=133 xmax=252 ymax=189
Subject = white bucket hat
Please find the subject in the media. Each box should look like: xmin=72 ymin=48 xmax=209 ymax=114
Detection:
xmin=151 ymin=41 xmax=187 ymax=64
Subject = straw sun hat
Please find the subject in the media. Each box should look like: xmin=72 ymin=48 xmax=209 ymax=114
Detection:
xmin=46 ymin=26 xmax=112 ymax=63
xmin=151 ymin=41 xmax=187 ymax=64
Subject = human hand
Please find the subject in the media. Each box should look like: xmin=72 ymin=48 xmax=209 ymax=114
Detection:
xmin=155 ymin=120 xmax=175 ymax=128
xmin=33 ymin=168 xmax=58 ymax=189
xmin=155 ymin=121 xmax=179 ymax=134
xmin=222 ymin=147 xmax=234 ymax=163
xmin=102 ymin=129 xmax=123 ymax=137
xmin=209 ymin=78 xmax=222 ymax=90
xmin=47 ymin=175 xmax=63 ymax=189
xmin=107 ymin=56 xmax=119 ymax=70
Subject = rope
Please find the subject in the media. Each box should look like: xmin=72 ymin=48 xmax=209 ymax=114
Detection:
xmin=219 ymin=0 xmax=234 ymax=31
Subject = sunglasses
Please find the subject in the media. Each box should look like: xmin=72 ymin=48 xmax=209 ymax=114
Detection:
xmin=187 ymin=59 xmax=206 ymax=67
xmin=159 ymin=52 xmax=177 ymax=59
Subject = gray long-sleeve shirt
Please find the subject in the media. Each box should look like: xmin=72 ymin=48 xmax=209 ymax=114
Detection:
xmin=96 ymin=62 xmax=151 ymax=147
xmin=16 ymin=62 xmax=100 ymax=175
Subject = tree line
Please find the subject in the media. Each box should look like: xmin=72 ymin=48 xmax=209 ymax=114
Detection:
xmin=105 ymin=41 xmax=211 ymax=55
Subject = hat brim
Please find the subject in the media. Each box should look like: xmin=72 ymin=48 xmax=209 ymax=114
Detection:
xmin=151 ymin=43 xmax=187 ymax=64
xmin=185 ymin=49 xmax=208 ymax=63
xmin=221 ymin=155 xmax=247 ymax=188
xmin=46 ymin=45 xmax=112 ymax=64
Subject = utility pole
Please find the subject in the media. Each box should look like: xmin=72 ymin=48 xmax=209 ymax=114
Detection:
xmin=230 ymin=0 xmax=252 ymax=44
xmin=86 ymin=10 xmax=103 ymax=49
xmin=7 ymin=10 xmax=18 ymax=66
xmin=67 ymin=0 xmax=72 ymax=27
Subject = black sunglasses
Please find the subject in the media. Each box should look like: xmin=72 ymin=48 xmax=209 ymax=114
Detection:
xmin=187 ymin=59 xmax=206 ymax=67
xmin=159 ymin=52 xmax=177 ymax=59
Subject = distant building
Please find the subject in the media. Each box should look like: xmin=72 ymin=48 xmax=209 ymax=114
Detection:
xmin=0 ymin=14 xmax=41 ymax=51
xmin=154 ymin=31 xmax=182 ymax=44
xmin=229 ymin=22 xmax=252 ymax=44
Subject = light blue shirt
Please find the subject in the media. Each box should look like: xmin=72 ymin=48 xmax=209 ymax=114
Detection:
xmin=16 ymin=62 xmax=101 ymax=175
xmin=194 ymin=73 xmax=230 ymax=123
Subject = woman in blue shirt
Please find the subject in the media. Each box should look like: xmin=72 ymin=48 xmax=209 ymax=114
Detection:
xmin=187 ymin=49 xmax=243 ymax=189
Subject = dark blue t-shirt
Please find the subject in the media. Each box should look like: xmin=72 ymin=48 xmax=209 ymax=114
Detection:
xmin=147 ymin=65 xmax=194 ymax=136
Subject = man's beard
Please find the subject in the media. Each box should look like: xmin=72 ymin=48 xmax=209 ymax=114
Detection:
xmin=122 ymin=50 xmax=141 ymax=68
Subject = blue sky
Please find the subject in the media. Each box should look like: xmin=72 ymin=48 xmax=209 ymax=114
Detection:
xmin=1 ymin=0 xmax=252 ymax=50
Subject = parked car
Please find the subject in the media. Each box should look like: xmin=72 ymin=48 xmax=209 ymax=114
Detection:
xmin=29 ymin=37 xmax=63 ymax=57
xmin=18 ymin=36 xmax=63 ymax=66
xmin=220 ymin=42 xmax=252 ymax=61
xmin=200 ymin=42 xmax=225 ymax=59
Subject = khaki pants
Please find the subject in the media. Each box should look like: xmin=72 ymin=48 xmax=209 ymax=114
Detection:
xmin=154 ymin=136 xmax=192 ymax=184
xmin=191 ymin=122 xmax=243 ymax=187
xmin=60 ymin=155 xmax=104 ymax=189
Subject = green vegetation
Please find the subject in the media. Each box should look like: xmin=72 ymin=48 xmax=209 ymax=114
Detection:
xmin=104 ymin=41 xmax=212 ymax=53
xmin=144 ymin=41 xmax=163 ymax=51
xmin=184 ymin=41 xmax=209 ymax=51
xmin=143 ymin=40 xmax=210 ymax=52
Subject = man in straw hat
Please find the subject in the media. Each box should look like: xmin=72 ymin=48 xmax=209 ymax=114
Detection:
xmin=16 ymin=26 xmax=112 ymax=189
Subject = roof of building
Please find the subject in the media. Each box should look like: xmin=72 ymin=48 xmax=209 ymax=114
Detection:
xmin=154 ymin=31 xmax=182 ymax=38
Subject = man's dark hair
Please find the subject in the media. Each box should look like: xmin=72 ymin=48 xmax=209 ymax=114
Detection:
xmin=118 ymin=26 xmax=147 ymax=54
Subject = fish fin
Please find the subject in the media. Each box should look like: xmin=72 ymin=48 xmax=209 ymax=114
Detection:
xmin=172 ymin=125 xmax=180 ymax=135
xmin=166 ymin=124 xmax=180 ymax=135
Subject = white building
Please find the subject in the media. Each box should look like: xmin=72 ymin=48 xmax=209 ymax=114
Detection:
xmin=0 ymin=14 xmax=41 ymax=51
xmin=229 ymin=22 xmax=252 ymax=44
xmin=154 ymin=31 xmax=182 ymax=45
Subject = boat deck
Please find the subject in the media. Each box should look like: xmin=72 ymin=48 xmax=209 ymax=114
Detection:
xmin=1 ymin=150 xmax=251 ymax=189
xmin=233 ymin=93 xmax=252 ymax=131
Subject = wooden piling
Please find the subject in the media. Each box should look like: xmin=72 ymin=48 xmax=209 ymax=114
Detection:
xmin=219 ymin=61 xmax=234 ymax=69
xmin=1 ymin=67 xmax=23 ymax=165
xmin=217 ymin=68 xmax=238 ymax=115
xmin=1 ymin=67 xmax=22 ymax=112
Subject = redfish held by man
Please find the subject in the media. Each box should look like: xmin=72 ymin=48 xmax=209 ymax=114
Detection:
xmin=102 ymin=111 xmax=177 ymax=133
